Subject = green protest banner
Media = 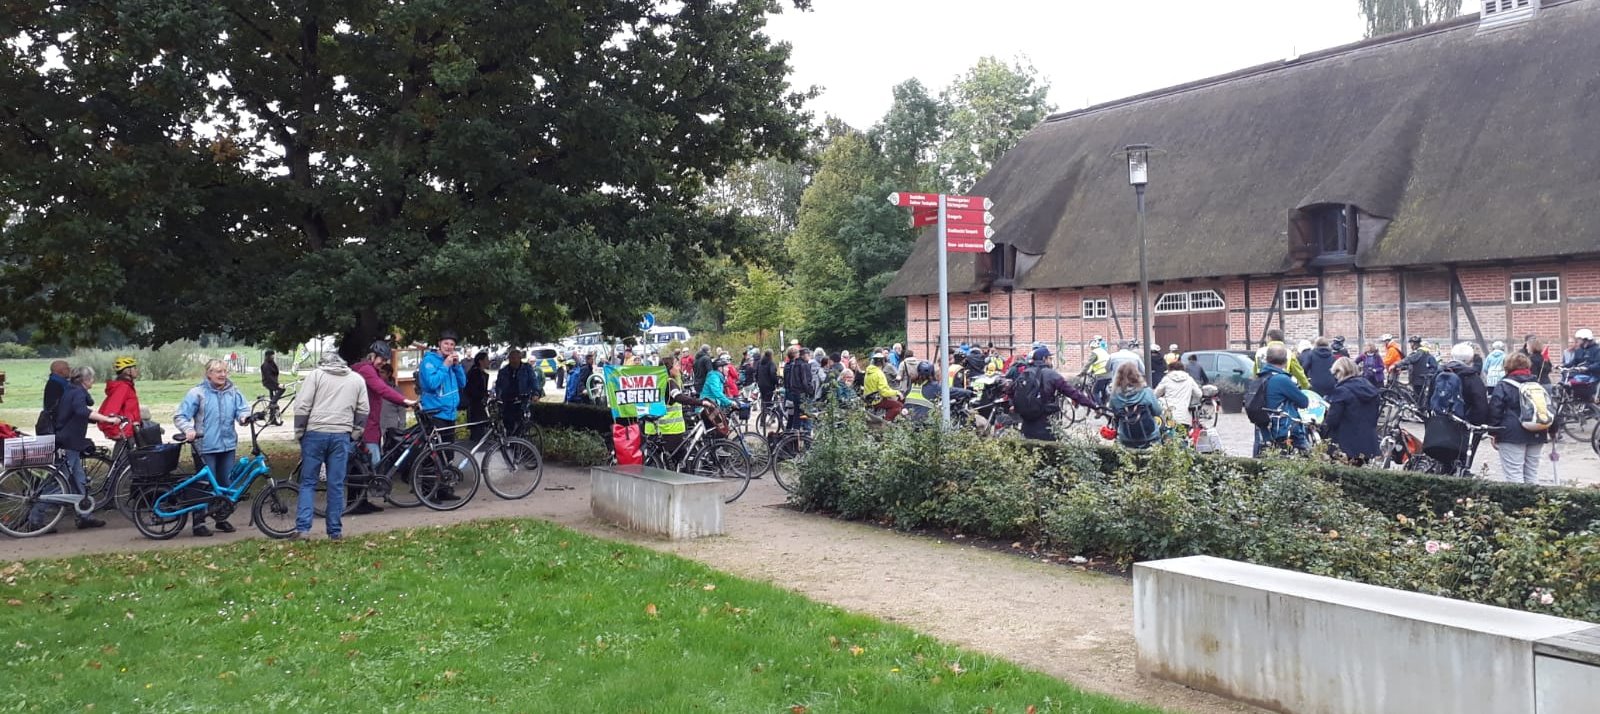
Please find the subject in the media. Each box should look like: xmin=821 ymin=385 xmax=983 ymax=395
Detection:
xmin=602 ymin=364 xmax=669 ymax=419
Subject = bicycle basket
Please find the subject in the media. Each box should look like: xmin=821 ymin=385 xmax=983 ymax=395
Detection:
xmin=129 ymin=444 xmax=184 ymax=481
xmin=2 ymin=434 xmax=55 ymax=469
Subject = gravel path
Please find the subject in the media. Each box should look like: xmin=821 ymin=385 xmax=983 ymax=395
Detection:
xmin=5 ymin=455 xmax=1260 ymax=714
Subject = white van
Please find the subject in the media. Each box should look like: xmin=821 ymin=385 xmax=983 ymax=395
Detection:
xmin=643 ymin=326 xmax=691 ymax=354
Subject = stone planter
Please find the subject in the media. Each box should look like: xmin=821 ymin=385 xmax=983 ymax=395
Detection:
xmin=1220 ymin=391 xmax=1245 ymax=413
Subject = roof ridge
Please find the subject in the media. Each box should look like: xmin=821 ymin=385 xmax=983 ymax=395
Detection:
xmin=1044 ymin=0 xmax=1587 ymax=125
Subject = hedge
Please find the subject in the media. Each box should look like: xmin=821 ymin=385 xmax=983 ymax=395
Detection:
xmin=1021 ymin=441 xmax=1600 ymax=534
xmin=527 ymin=401 xmax=614 ymax=434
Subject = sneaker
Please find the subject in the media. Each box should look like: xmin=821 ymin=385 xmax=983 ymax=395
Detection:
xmin=76 ymin=516 xmax=107 ymax=529
xmin=192 ymin=525 xmax=214 ymax=537
xmin=214 ymin=520 xmax=236 ymax=534
xmin=288 ymin=530 xmax=308 ymax=540
xmin=328 ymin=533 xmax=343 ymax=541
xmin=350 ymin=500 xmax=383 ymax=515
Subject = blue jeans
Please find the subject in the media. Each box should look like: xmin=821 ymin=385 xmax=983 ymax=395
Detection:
xmin=31 ymin=449 xmax=87 ymax=525
xmin=201 ymin=450 xmax=236 ymax=489
xmin=297 ymin=432 xmax=348 ymax=537
xmin=364 ymin=442 xmax=381 ymax=468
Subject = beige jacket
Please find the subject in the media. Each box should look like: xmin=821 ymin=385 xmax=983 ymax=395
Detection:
xmin=294 ymin=357 xmax=370 ymax=439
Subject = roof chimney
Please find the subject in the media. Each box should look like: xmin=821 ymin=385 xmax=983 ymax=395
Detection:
xmin=1479 ymin=0 xmax=1540 ymax=31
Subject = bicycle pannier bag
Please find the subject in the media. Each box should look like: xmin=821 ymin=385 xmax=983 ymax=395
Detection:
xmin=1429 ymin=370 xmax=1466 ymax=419
xmin=611 ymin=423 xmax=643 ymax=466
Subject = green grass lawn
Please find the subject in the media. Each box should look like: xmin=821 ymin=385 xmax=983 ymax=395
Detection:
xmin=0 ymin=519 xmax=1161 ymax=713
xmin=0 ymin=358 xmax=274 ymax=430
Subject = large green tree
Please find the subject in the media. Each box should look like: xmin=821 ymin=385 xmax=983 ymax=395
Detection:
xmin=0 ymin=0 xmax=812 ymax=357
xmin=934 ymin=56 xmax=1054 ymax=194
xmin=868 ymin=79 xmax=943 ymax=191
xmin=1359 ymin=0 xmax=1464 ymax=38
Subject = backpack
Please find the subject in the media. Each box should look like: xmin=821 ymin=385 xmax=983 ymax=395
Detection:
xmin=1429 ymin=370 xmax=1466 ymax=419
xmin=1012 ymin=367 xmax=1048 ymax=418
xmin=1514 ymin=381 xmax=1555 ymax=432
xmin=1117 ymin=399 xmax=1160 ymax=446
xmin=1243 ymin=375 xmax=1273 ymax=429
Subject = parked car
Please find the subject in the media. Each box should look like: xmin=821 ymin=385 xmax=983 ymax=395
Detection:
xmin=1181 ymin=350 xmax=1255 ymax=386
xmin=527 ymin=345 xmax=565 ymax=385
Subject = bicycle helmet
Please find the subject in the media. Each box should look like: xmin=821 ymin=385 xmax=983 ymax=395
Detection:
xmin=112 ymin=356 xmax=138 ymax=372
xmin=916 ymin=362 xmax=934 ymax=379
xmin=368 ymin=341 xmax=393 ymax=360
xmin=1578 ymin=328 xmax=1595 ymax=341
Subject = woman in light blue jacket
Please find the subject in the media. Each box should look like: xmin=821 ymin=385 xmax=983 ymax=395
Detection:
xmin=173 ymin=359 xmax=253 ymax=537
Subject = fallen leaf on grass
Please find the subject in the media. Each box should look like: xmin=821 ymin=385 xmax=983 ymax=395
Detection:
xmin=5 ymin=599 xmax=21 ymax=606
xmin=339 ymin=632 xmax=358 ymax=643
xmin=828 ymin=636 xmax=840 ymax=650
xmin=946 ymin=661 xmax=965 ymax=674
xmin=848 ymin=645 xmax=864 ymax=656
xmin=442 ymin=669 xmax=460 ymax=682
xmin=702 ymin=583 xmax=716 ymax=591
xmin=790 ymin=706 xmax=808 ymax=714
xmin=86 ymin=661 xmax=102 ymax=670
xmin=644 ymin=603 xmax=658 ymax=617
xmin=100 ymin=645 xmax=117 ymax=655
xmin=204 ymin=563 xmax=220 ymax=571
xmin=1026 ymin=706 xmax=1037 ymax=714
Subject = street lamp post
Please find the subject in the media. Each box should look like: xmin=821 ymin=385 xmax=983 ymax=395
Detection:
xmin=1125 ymin=144 xmax=1153 ymax=367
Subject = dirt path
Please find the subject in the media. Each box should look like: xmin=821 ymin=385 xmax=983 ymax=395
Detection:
xmin=6 ymin=461 xmax=1259 ymax=714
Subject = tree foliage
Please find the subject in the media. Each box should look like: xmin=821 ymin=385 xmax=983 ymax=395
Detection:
xmin=934 ymin=56 xmax=1054 ymax=194
xmin=1359 ymin=0 xmax=1465 ymax=38
xmin=727 ymin=264 xmax=797 ymax=340
xmin=0 ymin=0 xmax=813 ymax=356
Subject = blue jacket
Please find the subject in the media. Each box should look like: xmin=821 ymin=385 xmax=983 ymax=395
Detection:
xmin=699 ymin=369 xmax=735 ymax=409
xmin=1302 ymin=347 xmax=1339 ymax=396
xmin=1108 ymin=386 xmax=1164 ymax=448
xmin=52 ymin=383 xmax=95 ymax=451
xmin=1261 ymin=364 xmax=1309 ymax=439
xmin=418 ymin=350 xmax=467 ymax=419
xmin=174 ymin=379 xmax=251 ymax=455
xmin=565 ymin=364 xmax=593 ymax=403
xmin=1565 ymin=342 xmax=1600 ymax=378
xmin=1323 ymin=376 xmax=1380 ymax=459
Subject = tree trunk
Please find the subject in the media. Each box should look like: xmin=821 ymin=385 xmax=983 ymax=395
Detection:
xmin=337 ymin=308 xmax=385 ymax=364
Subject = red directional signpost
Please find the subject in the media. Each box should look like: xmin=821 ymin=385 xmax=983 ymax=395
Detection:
xmin=887 ymin=191 xmax=999 ymax=422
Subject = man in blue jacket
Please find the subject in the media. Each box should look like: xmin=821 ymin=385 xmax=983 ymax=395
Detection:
xmin=1256 ymin=345 xmax=1310 ymax=454
xmin=418 ymin=330 xmax=467 ymax=443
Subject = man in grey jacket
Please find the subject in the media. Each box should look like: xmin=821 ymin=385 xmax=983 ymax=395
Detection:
xmin=293 ymin=354 xmax=369 ymax=540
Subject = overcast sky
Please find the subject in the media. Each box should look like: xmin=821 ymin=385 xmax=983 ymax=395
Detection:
xmin=766 ymin=0 xmax=1391 ymax=129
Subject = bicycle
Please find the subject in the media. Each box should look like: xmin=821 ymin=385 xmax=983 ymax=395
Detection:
xmin=119 ymin=414 xmax=301 ymax=539
xmin=0 ymin=432 xmax=116 ymax=538
xmin=1552 ymin=368 xmax=1599 ymax=442
xmin=293 ymin=404 xmax=482 ymax=514
xmin=769 ymin=412 xmax=813 ymax=494
xmin=1194 ymin=384 xmax=1221 ymax=428
xmin=252 ymin=379 xmax=301 ymax=427
xmin=1415 ymin=411 xmax=1502 ymax=478
xmin=457 ymin=398 xmax=544 ymax=501
xmin=638 ymin=407 xmax=752 ymax=503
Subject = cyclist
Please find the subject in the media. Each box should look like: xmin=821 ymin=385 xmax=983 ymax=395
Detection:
xmin=351 ymin=341 xmax=417 ymax=514
xmin=261 ymin=350 xmax=284 ymax=426
xmin=1562 ymin=328 xmax=1599 ymax=403
xmin=174 ymin=359 xmax=253 ymax=537
xmin=292 ymin=352 xmax=370 ymax=541
xmin=646 ymin=361 xmax=697 ymax=455
xmin=1380 ymin=334 xmax=1405 ymax=372
xmin=1010 ymin=346 xmax=1098 ymax=442
xmin=1254 ymin=329 xmax=1309 ymax=389
xmin=495 ymin=349 xmax=540 ymax=430
xmin=699 ymin=355 xmax=738 ymax=411
xmin=418 ymin=330 xmax=467 ymax=441
xmin=1254 ymin=345 xmax=1310 ymax=455
xmin=29 ymin=366 xmax=118 ymax=533
xmin=1108 ymin=362 xmax=1164 ymax=449
xmin=1400 ymin=336 xmax=1439 ymax=405
xmin=863 ymin=351 xmax=904 ymax=422
xmin=97 ymin=355 xmax=143 ymax=441
xmin=1322 ymin=357 xmax=1381 ymax=464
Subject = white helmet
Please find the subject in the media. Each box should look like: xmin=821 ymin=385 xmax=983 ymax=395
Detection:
xmin=1578 ymin=328 xmax=1595 ymax=341
xmin=1168 ymin=344 xmax=1178 ymax=351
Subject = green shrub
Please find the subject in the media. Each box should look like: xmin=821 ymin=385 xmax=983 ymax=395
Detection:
xmin=527 ymin=401 xmax=614 ymax=434
xmin=0 ymin=342 xmax=38 ymax=359
xmin=72 ymin=340 xmax=203 ymax=381
xmin=794 ymin=424 xmax=1600 ymax=617
xmin=540 ymin=427 xmax=613 ymax=466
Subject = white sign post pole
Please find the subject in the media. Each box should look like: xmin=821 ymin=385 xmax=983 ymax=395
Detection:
xmin=937 ymin=193 xmax=952 ymax=424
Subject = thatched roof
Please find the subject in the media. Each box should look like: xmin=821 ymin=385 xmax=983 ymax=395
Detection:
xmin=885 ymin=0 xmax=1600 ymax=297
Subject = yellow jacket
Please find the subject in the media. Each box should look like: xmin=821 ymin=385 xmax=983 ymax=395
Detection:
xmin=1255 ymin=340 xmax=1310 ymax=389
xmin=1088 ymin=347 xmax=1110 ymax=376
xmin=864 ymin=365 xmax=901 ymax=401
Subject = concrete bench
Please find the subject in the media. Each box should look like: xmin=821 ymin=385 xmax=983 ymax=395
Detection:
xmin=590 ymin=465 xmax=724 ymax=540
xmin=1134 ymin=555 xmax=1600 ymax=714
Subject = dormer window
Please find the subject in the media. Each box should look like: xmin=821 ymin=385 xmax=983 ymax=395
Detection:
xmin=1310 ymin=204 xmax=1358 ymax=266
xmin=988 ymin=244 xmax=1017 ymax=288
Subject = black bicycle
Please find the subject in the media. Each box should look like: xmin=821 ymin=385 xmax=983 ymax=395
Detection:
xmin=292 ymin=405 xmax=482 ymax=515
xmin=639 ymin=408 xmax=752 ymax=503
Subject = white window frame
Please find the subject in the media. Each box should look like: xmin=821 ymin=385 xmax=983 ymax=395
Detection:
xmin=967 ymin=301 xmax=989 ymax=321
xmin=1510 ymin=278 xmax=1534 ymax=304
xmin=1154 ymin=292 xmax=1190 ymax=314
xmin=1281 ymin=287 xmax=1319 ymax=312
xmin=1536 ymin=276 xmax=1560 ymax=304
xmin=1282 ymin=289 xmax=1301 ymax=312
xmin=1081 ymin=298 xmax=1108 ymax=319
xmin=1187 ymin=290 xmax=1226 ymax=312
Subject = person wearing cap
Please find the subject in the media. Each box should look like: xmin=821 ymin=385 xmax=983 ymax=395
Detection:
xmin=1010 ymin=346 xmax=1098 ymax=441
xmin=1380 ymin=334 xmax=1405 ymax=372
xmin=699 ymin=354 xmax=737 ymax=410
xmin=97 ymin=356 xmax=143 ymax=441
xmin=418 ymin=329 xmax=467 ymax=441
xmin=862 ymin=351 xmax=904 ymax=421
xmin=1399 ymin=335 xmax=1439 ymax=405
xmin=1564 ymin=328 xmax=1600 ymax=403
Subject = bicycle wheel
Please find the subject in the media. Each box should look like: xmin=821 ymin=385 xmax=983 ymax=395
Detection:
xmin=522 ymin=422 xmax=546 ymax=450
xmin=412 ymin=443 xmax=480 ymax=511
xmin=1591 ymin=417 xmax=1600 ymax=458
xmin=251 ymin=482 xmax=301 ymax=539
xmin=481 ymin=437 xmax=543 ymax=500
xmin=81 ymin=451 xmax=114 ymax=512
xmin=691 ymin=439 xmax=752 ymax=504
xmin=0 ymin=467 xmax=72 ymax=538
xmin=1561 ymin=403 xmax=1598 ymax=442
xmin=770 ymin=432 xmax=813 ymax=494
xmin=288 ymin=459 xmax=359 ymax=517
xmin=128 ymin=483 xmax=188 ymax=540
xmin=736 ymin=430 xmax=772 ymax=478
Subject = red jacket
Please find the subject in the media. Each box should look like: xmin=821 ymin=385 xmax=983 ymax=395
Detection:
xmin=722 ymin=364 xmax=740 ymax=398
xmin=98 ymin=378 xmax=141 ymax=439
xmin=354 ymin=361 xmax=409 ymax=445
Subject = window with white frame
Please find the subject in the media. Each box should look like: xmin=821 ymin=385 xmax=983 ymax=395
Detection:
xmin=1081 ymin=298 xmax=1108 ymax=319
xmin=1188 ymin=290 xmax=1226 ymax=311
xmin=967 ymin=302 xmax=989 ymax=321
xmin=1282 ymin=287 xmax=1319 ymax=312
xmin=1154 ymin=292 xmax=1190 ymax=314
xmin=1511 ymin=276 xmax=1560 ymax=304
xmin=1536 ymin=276 xmax=1560 ymax=303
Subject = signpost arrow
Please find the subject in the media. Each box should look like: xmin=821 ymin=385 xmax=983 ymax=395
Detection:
xmin=890 ymin=192 xmax=994 ymax=211
xmin=944 ymin=224 xmax=996 ymax=239
xmin=911 ymin=207 xmax=993 ymax=228
xmin=983 ymin=238 xmax=996 ymax=253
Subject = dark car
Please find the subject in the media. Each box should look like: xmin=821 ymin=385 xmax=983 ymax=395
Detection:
xmin=1181 ymin=350 xmax=1256 ymax=386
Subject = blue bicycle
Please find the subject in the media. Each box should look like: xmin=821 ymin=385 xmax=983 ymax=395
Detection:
xmin=127 ymin=414 xmax=298 ymax=539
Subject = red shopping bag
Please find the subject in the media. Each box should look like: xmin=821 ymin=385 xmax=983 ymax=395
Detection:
xmin=612 ymin=422 xmax=643 ymax=465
